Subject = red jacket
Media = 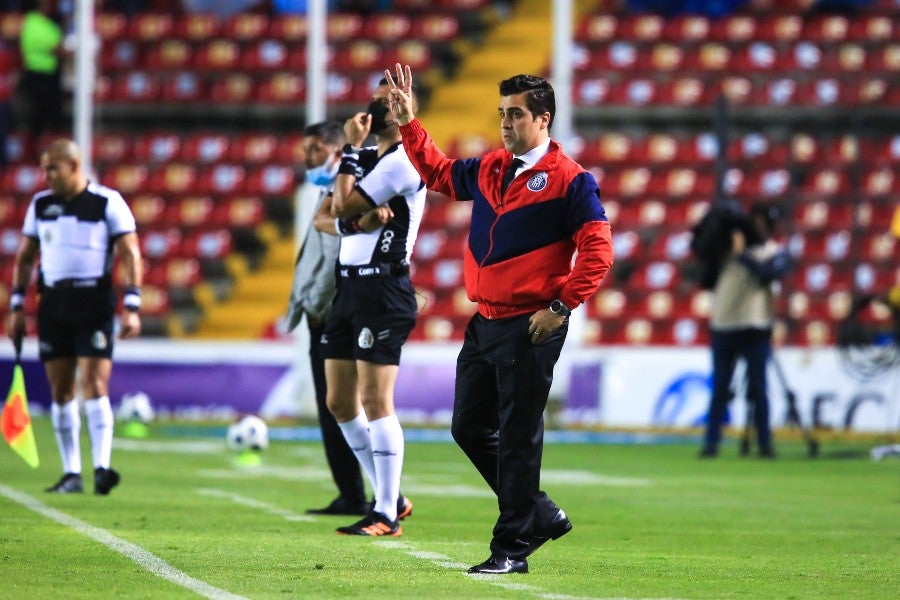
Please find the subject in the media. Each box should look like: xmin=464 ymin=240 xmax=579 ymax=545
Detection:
xmin=400 ymin=119 xmax=613 ymax=319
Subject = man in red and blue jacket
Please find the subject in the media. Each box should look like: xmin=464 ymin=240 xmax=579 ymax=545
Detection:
xmin=387 ymin=65 xmax=614 ymax=574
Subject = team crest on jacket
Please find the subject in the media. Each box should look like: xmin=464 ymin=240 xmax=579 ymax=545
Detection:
xmin=527 ymin=172 xmax=548 ymax=191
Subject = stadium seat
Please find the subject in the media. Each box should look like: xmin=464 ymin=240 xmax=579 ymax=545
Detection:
xmin=332 ymin=40 xmax=383 ymax=73
xmin=93 ymin=132 xmax=132 ymax=163
xmin=161 ymin=72 xmax=206 ymax=103
xmin=172 ymin=12 xmax=221 ymax=41
xmin=410 ymin=14 xmax=459 ymax=41
xmin=95 ymin=12 xmax=127 ymax=41
xmin=144 ymin=39 xmax=192 ymax=71
xmin=129 ymin=194 xmax=168 ymax=228
xmin=139 ymin=228 xmax=183 ymax=259
xmin=133 ymin=132 xmax=182 ymax=164
xmin=363 ymin=14 xmax=412 ymax=41
xmin=256 ymin=73 xmax=306 ymax=104
xmin=182 ymin=133 xmax=230 ymax=164
xmin=244 ymin=165 xmax=296 ymax=197
xmin=148 ymin=164 xmax=198 ymax=196
xmin=181 ymin=229 xmax=234 ymax=260
xmin=328 ymin=14 xmax=364 ymax=41
xmin=197 ymin=165 xmax=247 ymax=196
xmin=102 ymin=165 xmax=149 ymax=196
xmin=111 ymin=72 xmax=161 ymax=103
xmin=167 ymin=196 xmax=214 ymax=229
xmin=221 ymin=13 xmax=269 ymax=42
xmin=241 ymin=39 xmax=290 ymax=71
xmin=100 ymin=40 xmax=140 ymax=72
xmin=194 ymin=39 xmax=241 ymax=71
xmin=209 ymin=74 xmax=255 ymax=104
xmin=627 ymin=261 xmax=680 ymax=292
xmin=708 ymin=15 xmax=756 ymax=43
xmin=383 ymin=40 xmax=433 ymax=71
xmin=128 ymin=13 xmax=174 ymax=42
xmin=268 ymin=14 xmax=306 ymax=42
xmin=145 ymin=257 xmax=202 ymax=289
xmin=229 ymin=134 xmax=279 ymax=165
xmin=212 ymin=196 xmax=266 ymax=229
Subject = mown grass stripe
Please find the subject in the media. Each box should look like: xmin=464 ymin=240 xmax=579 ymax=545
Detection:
xmin=0 ymin=483 xmax=247 ymax=600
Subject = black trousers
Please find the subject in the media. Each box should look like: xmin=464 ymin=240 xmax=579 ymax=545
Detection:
xmin=309 ymin=320 xmax=365 ymax=504
xmin=451 ymin=313 xmax=567 ymax=559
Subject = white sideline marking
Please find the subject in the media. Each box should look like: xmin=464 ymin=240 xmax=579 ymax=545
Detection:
xmin=541 ymin=470 xmax=651 ymax=487
xmin=0 ymin=484 xmax=247 ymax=600
xmin=375 ymin=540 xmax=682 ymax=600
xmin=115 ymin=438 xmax=223 ymax=454
xmin=196 ymin=488 xmax=314 ymax=522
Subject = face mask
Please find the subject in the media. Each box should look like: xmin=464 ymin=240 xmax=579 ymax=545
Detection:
xmin=367 ymin=100 xmax=394 ymax=135
xmin=305 ymin=154 xmax=338 ymax=186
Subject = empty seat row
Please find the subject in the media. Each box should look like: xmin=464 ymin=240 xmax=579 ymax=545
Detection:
xmin=0 ymin=12 xmax=463 ymax=44
xmin=575 ymin=41 xmax=900 ymax=75
xmin=574 ymin=74 xmax=897 ymax=108
xmin=100 ymin=38 xmax=434 ymax=75
xmin=576 ymin=13 xmax=897 ymax=44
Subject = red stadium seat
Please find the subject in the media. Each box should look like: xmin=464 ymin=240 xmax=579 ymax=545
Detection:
xmin=173 ymin=12 xmax=221 ymax=41
xmin=194 ymin=39 xmax=241 ymax=71
xmin=129 ymin=194 xmax=168 ymax=229
xmin=410 ymin=15 xmax=459 ymax=41
xmin=212 ymin=197 xmax=266 ymax=229
xmin=95 ymin=12 xmax=127 ymax=41
xmin=99 ymin=40 xmax=140 ymax=72
xmin=167 ymin=196 xmax=214 ymax=229
xmin=137 ymin=284 xmax=170 ymax=317
xmin=327 ymin=14 xmax=364 ymax=41
xmin=209 ymin=74 xmax=255 ymax=104
xmin=363 ymin=14 xmax=412 ymax=41
xmin=577 ymin=14 xmax=618 ymax=42
xmin=102 ymin=165 xmax=149 ymax=196
xmin=181 ymin=229 xmax=233 ymax=259
xmin=182 ymin=133 xmax=230 ymax=164
xmin=755 ymin=15 xmax=803 ymax=43
xmin=244 ymin=166 xmax=296 ymax=197
xmin=0 ymin=197 xmax=20 ymax=228
xmin=848 ymin=15 xmax=894 ymax=43
xmin=662 ymin=15 xmax=710 ymax=43
xmin=229 ymin=134 xmax=279 ymax=165
xmin=161 ymin=72 xmax=206 ymax=103
xmin=275 ymin=134 xmax=306 ymax=165
xmin=241 ymin=39 xmax=290 ymax=71
xmin=628 ymin=261 xmax=680 ymax=291
xmin=93 ymin=132 xmax=132 ymax=163
xmin=221 ymin=13 xmax=269 ymax=42
xmin=128 ymin=13 xmax=174 ymax=42
xmin=256 ymin=73 xmax=306 ymax=104
xmin=803 ymin=15 xmax=850 ymax=44
xmin=133 ymin=132 xmax=182 ymax=164
xmin=332 ymin=40 xmax=383 ymax=73
xmin=708 ymin=15 xmax=756 ymax=43
xmin=111 ymin=72 xmax=161 ymax=103
xmin=145 ymin=39 xmax=192 ymax=71
xmin=197 ymin=165 xmax=247 ymax=196
xmin=617 ymin=14 xmax=664 ymax=42
xmin=383 ymin=40 xmax=432 ymax=71
xmin=145 ymin=257 xmax=202 ymax=289
xmin=140 ymin=228 xmax=183 ymax=259
xmin=269 ymin=15 xmax=306 ymax=42
xmin=147 ymin=164 xmax=198 ymax=196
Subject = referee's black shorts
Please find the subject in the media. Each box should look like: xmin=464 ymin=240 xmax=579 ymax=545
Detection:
xmin=321 ymin=275 xmax=417 ymax=366
xmin=37 ymin=283 xmax=116 ymax=361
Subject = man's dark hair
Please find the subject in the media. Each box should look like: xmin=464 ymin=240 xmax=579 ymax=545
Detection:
xmin=498 ymin=74 xmax=555 ymax=127
xmin=303 ymin=121 xmax=344 ymax=145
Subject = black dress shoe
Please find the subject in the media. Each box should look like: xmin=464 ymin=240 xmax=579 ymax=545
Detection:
xmin=467 ymin=555 xmax=528 ymax=574
xmin=698 ymin=446 xmax=718 ymax=458
xmin=306 ymin=496 xmax=369 ymax=516
xmin=526 ymin=509 xmax=573 ymax=557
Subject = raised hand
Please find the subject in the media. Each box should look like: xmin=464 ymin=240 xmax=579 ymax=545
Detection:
xmin=384 ymin=63 xmax=415 ymax=125
xmin=344 ymin=112 xmax=371 ymax=147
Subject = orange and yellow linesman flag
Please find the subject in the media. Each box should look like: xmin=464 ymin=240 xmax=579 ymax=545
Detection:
xmin=1 ymin=338 xmax=39 ymax=468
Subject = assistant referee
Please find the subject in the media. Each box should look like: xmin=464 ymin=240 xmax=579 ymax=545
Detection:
xmin=6 ymin=139 xmax=143 ymax=496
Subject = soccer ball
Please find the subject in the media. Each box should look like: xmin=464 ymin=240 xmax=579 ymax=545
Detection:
xmin=226 ymin=415 xmax=269 ymax=452
xmin=117 ymin=392 xmax=155 ymax=424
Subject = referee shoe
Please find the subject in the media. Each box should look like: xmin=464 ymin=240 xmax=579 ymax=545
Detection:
xmin=94 ymin=467 xmax=121 ymax=496
xmin=45 ymin=473 xmax=83 ymax=493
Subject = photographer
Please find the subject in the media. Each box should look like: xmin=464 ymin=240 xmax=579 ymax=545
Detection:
xmin=694 ymin=202 xmax=791 ymax=458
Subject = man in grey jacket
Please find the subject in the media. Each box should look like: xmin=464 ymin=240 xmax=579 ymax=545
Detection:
xmin=285 ymin=121 xmax=367 ymax=515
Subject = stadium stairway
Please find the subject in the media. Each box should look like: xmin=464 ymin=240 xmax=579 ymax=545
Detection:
xmin=187 ymin=223 xmax=296 ymax=339
xmin=424 ymin=0 xmax=598 ymax=150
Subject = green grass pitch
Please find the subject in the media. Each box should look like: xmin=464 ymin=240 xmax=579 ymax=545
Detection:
xmin=0 ymin=419 xmax=897 ymax=599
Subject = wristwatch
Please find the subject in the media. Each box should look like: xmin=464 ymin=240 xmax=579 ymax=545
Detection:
xmin=549 ymin=299 xmax=571 ymax=317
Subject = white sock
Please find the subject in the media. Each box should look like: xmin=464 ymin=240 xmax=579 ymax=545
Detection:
xmin=84 ymin=396 xmax=114 ymax=469
xmin=337 ymin=412 xmax=376 ymax=491
xmin=370 ymin=415 xmax=404 ymax=522
xmin=51 ymin=401 xmax=81 ymax=475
